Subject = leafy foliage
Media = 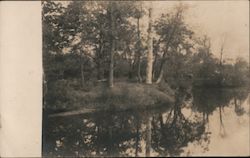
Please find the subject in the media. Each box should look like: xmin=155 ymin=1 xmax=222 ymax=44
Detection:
xmin=42 ymin=1 xmax=249 ymax=110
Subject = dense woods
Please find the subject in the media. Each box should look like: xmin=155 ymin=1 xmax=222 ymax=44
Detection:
xmin=42 ymin=1 xmax=249 ymax=111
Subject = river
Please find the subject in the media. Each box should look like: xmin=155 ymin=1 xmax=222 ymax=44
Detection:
xmin=42 ymin=87 xmax=249 ymax=157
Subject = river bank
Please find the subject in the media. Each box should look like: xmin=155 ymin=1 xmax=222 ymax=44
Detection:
xmin=44 ymin=81 xmax=176 ymax=115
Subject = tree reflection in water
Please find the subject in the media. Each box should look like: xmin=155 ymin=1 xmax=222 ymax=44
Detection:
xmin=192 ymin=88 xmax=249 ymax=138
xmin=42 ymin=87 xmax=249 ymax=157
xmin=148 ymin=85 xmax=208 ymax=156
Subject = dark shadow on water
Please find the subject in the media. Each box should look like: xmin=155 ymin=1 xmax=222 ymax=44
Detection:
xmin=42 ymin=87 xmax=249 ymax=157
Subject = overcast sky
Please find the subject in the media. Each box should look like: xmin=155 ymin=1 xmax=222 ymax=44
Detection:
xmin=60 ymin=1 xmax=249 ymax=62
xmin=152 ymin=1 xmax=249 ymax=62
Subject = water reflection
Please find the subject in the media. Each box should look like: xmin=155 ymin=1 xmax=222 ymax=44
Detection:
xmin=192 ymin=88 xmax=249 ymax=138
xmin=43 ymin=87 xmax=249 ymax=157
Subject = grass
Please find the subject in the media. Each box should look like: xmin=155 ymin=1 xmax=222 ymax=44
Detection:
xmin=45 ymin=80 xmax=175 ymax=113
xmin=99 ymin=82 xmax=175 ymax=110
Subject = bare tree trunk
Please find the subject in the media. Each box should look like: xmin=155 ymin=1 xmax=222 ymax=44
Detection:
xmin=155 ymin=47 xmax=170 ymax=84
xmin=97 ymin=33 xmax=104 ymax=80
xmin=137 ymin=57 xmax=142 ymax=82
xmin=136 ymin=17 xmax=142 ymax=82
xmin=152 ymin=52 xmax=158 ymax=81
xmin=97 ymin=61 xmax=102 ymax=80
xmin=128 ymin=56 xmax=133 ymax=79
xmin=126 ymin=45 xmax=134 ymax=79
xmin=159 ymin=114 xmax=164 ymax=129
xmin=219 ymin=46 xmax=223 ymax=85
xmin=80 ymin=53 xmax=85 ymax=87
xmin=156 ymin=69 xmax=164 ymax=84
xmin=155 ymin=59 xmax=167 ymax=83
xmin=146 ymin=4 xmax=153 ymax=84
xmin=109 ymin=38 xmax=114 ymax=88
xmin=219 ymin=34 xmax=227 ymax=86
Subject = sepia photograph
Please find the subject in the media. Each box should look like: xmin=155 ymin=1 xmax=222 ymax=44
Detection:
xmin=42 ymin=0 xmax=249 ymax=157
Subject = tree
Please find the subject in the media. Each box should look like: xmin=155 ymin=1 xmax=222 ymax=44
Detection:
xmin=61 ymin=1 xmax=100 ymax=87
xmin=232 ymin=57 xmax=249 ymax=86
xmin=108 ymin=2 xmax=116 ymax=87
xmin=146 ymin=3 xmax=154 ymax=84
xmin=192 ymin=35 xmax=220 ymax=86
xmin=218 ymin=33 xmax=227 ymax=86
xmin=134 ymin=2 xmax=145 ymax=82
xmin=42 ymin=1 xmax=71 ymax=85
xmin=106 ymin=1 xmax=139 ymax=86
xmin=154 ymin=4 xmax=192 ymax=84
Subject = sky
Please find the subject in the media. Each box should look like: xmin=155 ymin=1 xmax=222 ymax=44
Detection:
xmin=59 ymin=1 xmax=249 ymax=62
xmin=152 ymin=1 xmax=249 ymax=62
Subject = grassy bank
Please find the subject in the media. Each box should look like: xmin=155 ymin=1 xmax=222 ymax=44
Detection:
xmin=45 ymin=80 xmax=175 ymax=113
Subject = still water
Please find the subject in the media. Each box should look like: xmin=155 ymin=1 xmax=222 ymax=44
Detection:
xmin=43 ymin=87 xmax=249 ymax=157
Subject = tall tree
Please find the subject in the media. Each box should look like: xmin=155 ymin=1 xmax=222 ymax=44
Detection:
xmin=108 ymin=2 xmax=116 ymax=87
xmin=42 ymin=1 xmax=70 ymax=82
xmin=154 ymin=4 xmax=192 ymax=84
xmin=146 ymin=3 xmax=154 ymax=84
xmin=134 ymin=2 xmax=145 ymax=82
xmin=63 ymin=1 xmax=95 ymax=87
xmin=218 ymin=33 xmax=227 ymax=86
xmin=92 ymin=1 xmax=138 ymax=86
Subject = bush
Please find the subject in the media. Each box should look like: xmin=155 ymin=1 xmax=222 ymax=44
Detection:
xmin=45 ymin=80 xmax=74 ymax=111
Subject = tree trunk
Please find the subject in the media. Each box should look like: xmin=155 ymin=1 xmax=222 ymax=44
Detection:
xmin=97 ymin=33 xmax=104 ymax=80
xmin=80 ymin=53 xmax=85 ymax=87
xmin=127 ymin=45 xmax=133 ymax=79
xmin=159 ymin=114 xmax=164 ymax=129
xmin=128 ymin=57 xmax=133 ymax=79
xmin=156 ymin=69 xmax=164 ymax=84
xmin=109 ymin=2 xmax=115 ymax=88
xmin=152 ymin=52 xmax=158 ymax=81
xmin=137 ymin=57 xmax=142 ymax=82
xmin=109 ymin=42 xmax=114 ymax=87
xmin=219 ymin=46 xmax=224 ymax=86
xmin=155 ymin=59 xmax=167 ymax=83
xmin=97 ymin=61 xmax=102 ymax=80
xmin=146 ymin=5 xmax=153 ymax=84
xmin=136 ymin=17 xmax=142 ymax=82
